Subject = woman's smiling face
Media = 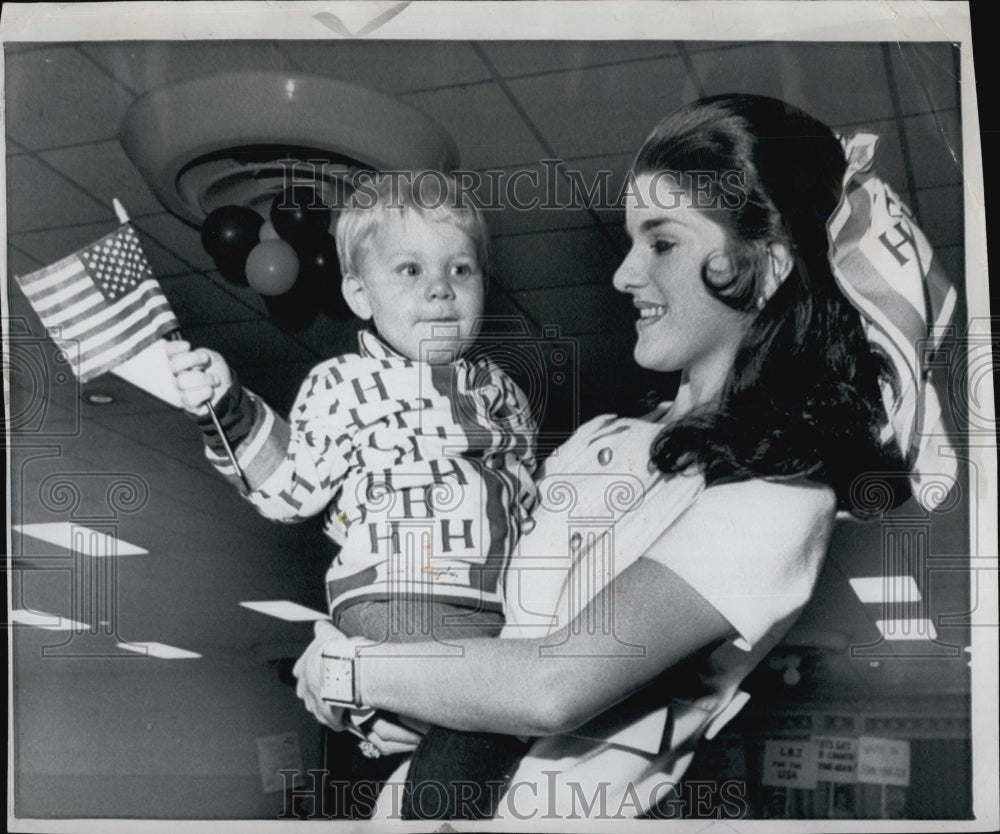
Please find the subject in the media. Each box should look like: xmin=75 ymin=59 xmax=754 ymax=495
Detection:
xmin=613 ymin=173 xmax=755 ymax=399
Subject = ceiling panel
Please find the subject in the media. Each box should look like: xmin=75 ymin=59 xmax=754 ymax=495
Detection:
xmin=562 ymin=152 xmax=633 ymax=226
xmin=39 ymin=140 xmax=165 ymax=217
xmin=5 ymin=401 xmax=88 ymax=451
xmin=203 ymin=271 xmax=270 ymax=316
xmin=6 ymin=245 xmax=44 ymax=276
xmin=888 ymin=42 xmax=961 ymax=115
xmin=79 ymin=41 xmax=292 ymax=96
xmin=278 ymin=40 xmax=492 ymax=93
xmin=935 ymin=245 xmax=965 ymax=295
xmin=64 ymin=442 xmax=212 ymax=501
xmin=5 ymin=328 xmax=88 ymax=417
xmin=86 ymin=408 xmax=203 ymax=446
xmin=77 ymin=372 xmax=182 ymax=417
xmin=132 ymin=212 xmax=215 ymax=272
xmin=12 ymin=218 xmax=194 ymax=277
xmin=3 ymin=42 xmax=52 ymax=57
xmin=5 ymin=45 xmax=133 ymax=150
xmin=905 ymin=110 xmax=964 ymax=189
xmin=916 ymin=184 xmax=964 ymax=250
xmin=153 ymin=438 xmax=234 ymax=479
xmin=281 ymin=312 xmax=364 ymax=359
xmin=492 ymin=225 xmax=623 ymax=292
xmin=5 ymin=154 xmax=108 ymax=234
xmin=180 ymin=319 xmax=318 ymax=368
xmin=10 ymin=449 xmax=146 ymax=526
xmin=471 ymin=161 xmax=600 ymax=236
xmin=691 ymin=42 xmax=895 ymax=127
xmin=158 ymin=273 xmax=263 ymax=328
xmin=505 ymin=55 xmax=689 ymax=159
xmin=403 ymin=82 xmax=547 ymax=169
xmin=512 ymin=281 xmax=634 ymax=336
xmin=480 ymin=287 xmax=539 ymax=336
xmin=479 ymin=40 xmax=679 ymax=77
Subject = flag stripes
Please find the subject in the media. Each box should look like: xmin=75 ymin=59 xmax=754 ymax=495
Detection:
xmin=14 ymin=224 xmax=179 ymax=383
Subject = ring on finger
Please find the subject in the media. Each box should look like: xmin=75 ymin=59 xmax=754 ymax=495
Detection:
xmin=358 ymin=739 xmax=382 ymax=759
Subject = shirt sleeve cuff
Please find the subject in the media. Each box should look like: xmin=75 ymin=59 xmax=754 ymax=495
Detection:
xmin=192 ymin=372 xmax=257 ymax=454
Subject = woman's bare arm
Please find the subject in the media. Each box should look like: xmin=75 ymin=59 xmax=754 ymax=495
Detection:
xmin=359 ymin=556 xmax=733 ymax=736
xmin=350 ymin=479 xmax=833 ymax=737
xmin=293 ymin=480 xmax=834 ymax=736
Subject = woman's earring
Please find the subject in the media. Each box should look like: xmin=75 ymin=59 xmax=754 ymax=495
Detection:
xmin=757 ymin=243 xmax=794 ymax=310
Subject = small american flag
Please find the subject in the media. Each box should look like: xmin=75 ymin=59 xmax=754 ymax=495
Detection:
xmin=14 ymin=223 xmax=179 ymax=383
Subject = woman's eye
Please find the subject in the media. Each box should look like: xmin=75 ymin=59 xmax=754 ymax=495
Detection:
xmin=652 ymin=240 xmax=675 ymax=255
xmin=452 ymin=263 xmax=474 ymax=277
xmin=398 ymin=263 xmax=420 ymax=277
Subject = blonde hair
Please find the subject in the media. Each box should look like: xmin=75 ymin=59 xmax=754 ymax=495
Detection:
xmin=335 ymin=172 xmax=489 ymax=280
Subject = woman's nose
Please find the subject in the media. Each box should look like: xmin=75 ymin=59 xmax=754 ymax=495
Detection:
xmin=612 ymin=249 xmax=642 ymax=293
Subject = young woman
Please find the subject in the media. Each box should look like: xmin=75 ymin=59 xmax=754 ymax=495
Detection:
xmin=293 ymin=94 xmax=952 ymax=820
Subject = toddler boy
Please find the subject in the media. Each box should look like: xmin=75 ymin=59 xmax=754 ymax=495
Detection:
xmin=168 ymin=174 xmax=537 ymax=816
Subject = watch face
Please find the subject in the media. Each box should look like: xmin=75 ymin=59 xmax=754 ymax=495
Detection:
xmin=321 ymin=655 xmax=354 ymax=705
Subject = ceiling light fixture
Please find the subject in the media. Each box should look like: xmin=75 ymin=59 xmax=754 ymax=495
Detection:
xmin=120 ymin=72 xmax=459 ymax=226
xmin=875 ymin=618 xmax=939 ymax=641
xmin=84 ymin=392 xmax=115 ymax=405
xmin=849 ymin=575 xmax=922 ymax=604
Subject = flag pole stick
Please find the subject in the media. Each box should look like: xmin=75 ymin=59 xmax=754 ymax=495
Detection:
xmin=166 ymin=331 xmax=251 ymax=492
xmin=113 ymin=200 xmax=251 ymax=492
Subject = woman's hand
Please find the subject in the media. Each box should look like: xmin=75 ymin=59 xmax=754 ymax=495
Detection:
xmin=293 ymin=619 xmax=351 ymax=731
xmin=362 ymin=714 xmax=427 ymax=757
xmin=165 ymin=339 xmax=233 ymax=416
xmin=293 ymin=621 xmax=429 ymax=754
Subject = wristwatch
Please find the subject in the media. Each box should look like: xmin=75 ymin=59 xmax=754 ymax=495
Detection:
xmin=320 ymin=641 xmax=365 ymax=708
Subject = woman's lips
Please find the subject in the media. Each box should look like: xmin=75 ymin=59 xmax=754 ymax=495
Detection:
xmin=636 ymin=304 xmax=667 ymax=327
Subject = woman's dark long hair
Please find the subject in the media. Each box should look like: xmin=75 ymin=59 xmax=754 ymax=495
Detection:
xmin=637 ymin=95 xmax=911 ymax=516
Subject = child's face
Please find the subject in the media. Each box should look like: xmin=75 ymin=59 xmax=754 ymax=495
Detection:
xmin=343 ymin=212 xmax=486 ymax=363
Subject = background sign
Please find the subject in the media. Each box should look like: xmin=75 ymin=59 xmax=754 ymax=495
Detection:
xmin=815 ymin=735 xmax=859 ymax=783
xmin=762 ymin=739 xmax=819 ymax=789
xmin=858 ymin=736 xmax=911 ymax=787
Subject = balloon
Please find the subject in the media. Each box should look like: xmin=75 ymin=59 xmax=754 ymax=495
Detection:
xmin=295 ymin=233 xmax=352 ymax=319
xmin=259 ymin=220 xmax=280 ymax=241
xmin=296 ymin=232 xmax=339 ymax=283
xmin=201 ymin=206 xmax=263 ymax=263
xmin=270 ymin=186 xmax=330 ymax=244
xmin=245 ymin=239 xmax=299 ymax=296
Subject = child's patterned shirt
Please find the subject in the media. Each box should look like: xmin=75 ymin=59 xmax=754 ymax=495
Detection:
xmin=204 ymin=330 xmax=537 ymax=618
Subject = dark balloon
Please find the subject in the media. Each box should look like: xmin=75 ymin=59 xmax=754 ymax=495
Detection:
xmin=296 ymin=232 xmax=339 ymax=282
xmin=201 ymin=205 xmax=263 ymax=265
xmin=270 ymin=186 xmax=331 ymax=244
xmin=296 ymin=233 xmax=353 ymax=319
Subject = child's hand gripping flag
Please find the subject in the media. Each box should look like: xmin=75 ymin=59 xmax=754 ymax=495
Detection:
xmin=13 ymin=199 xmax=249 ymax=487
